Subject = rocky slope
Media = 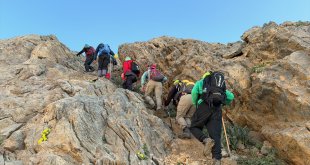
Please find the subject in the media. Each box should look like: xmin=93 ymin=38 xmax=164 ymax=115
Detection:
xmin=118 ymin=21 xmax=310 ymax=165
xmin=0 ymin=35 xmax=176 ymax=165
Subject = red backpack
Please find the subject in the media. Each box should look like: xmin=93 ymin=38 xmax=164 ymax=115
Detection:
xmin=85 ymin=47 xmax=95 ymax=57
xmin=150 ymin=69 xmax=164 ymax=82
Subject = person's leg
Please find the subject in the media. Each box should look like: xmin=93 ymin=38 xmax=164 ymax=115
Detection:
xmin=124 ymin=75 xmax=134 ymax=90
xmin=206 ymin=106 xmax=222 ymax=160
xmin=154 ymin=82 xmax=163 ymax=110
xmin=98 ymin=56 xmax=104 ymax=77
xmin=176 ymin=95 xmax=192 ymax=130
xmin=84 ymin=57 xmax=92 ymax=72
xmin=102 ymin=56 xmax=110 ymax=77
xmin=144 ymin=80 xmax=155 ymax=108
xmin=189 ymin=102 xmax=212 ymax=142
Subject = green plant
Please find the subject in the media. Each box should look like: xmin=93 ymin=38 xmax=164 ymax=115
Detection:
xmin=252 ymin=64 xmax=265 ymax=73
xmin=237 ymin=148 xmax=286 ymax=165
xmin=102 ymin=136 xmax=107 ymax=143
xmin=111 ymin=75 xmax=123 ymax=87
xmin=142 ymin=144 xmax=150 ymax=157
xmin=226 ymin=124 xmax=250 ymax=150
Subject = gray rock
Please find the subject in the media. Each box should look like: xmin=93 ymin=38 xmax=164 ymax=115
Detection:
xmin=0 ymin=154 xmax=4 ymax=165
xmin=0 ymin=124 xmax=22 ymax=138
xmin=4 ymin=161 xmax=23 ymax=165
xmin=3 ymin=130 xmax=25 ymax=151
xmin=222 ymin=42 xmax=244 ymax=59
xmin=260 ymin=141 xmax=273 ymax=155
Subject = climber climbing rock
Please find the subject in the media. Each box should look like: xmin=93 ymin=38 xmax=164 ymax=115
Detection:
xmin=95 ymin=43 xmax=117 ymax=79
xmin=140 ymin=64 xmax=167 ymax=113
xmin=122 ymin=56 xmax=140 ymax=90
xmin=164 ymin=79 xmax=196 ymax=139
xmin=189 ymin=71 xmax=235 ymax=165
xmin=76 ymin=44 xmax=96 ymax=72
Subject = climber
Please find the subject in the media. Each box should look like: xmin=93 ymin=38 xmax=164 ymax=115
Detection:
xmin=76 ymin=44 xmax=96 ymax=72
xmin=95 ymin=43 xmax=117 ymax=78
xmin=122 ymin=56 xmax=140 ymax=90
xmin=141 ymin=64 xmax=167 ymax=111
xmin=189 ymin=71 xmax=234 ymax=165
xmin=164 ymin=80 xmax=196 ymax=139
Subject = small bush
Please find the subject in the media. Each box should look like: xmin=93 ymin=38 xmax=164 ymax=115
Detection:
xmin=142 ymin=144 xmax=150 ymax=157
xmin=111 ymin=75 xmax=123 ymax=87
xmin=252 ymin=64 xmax=265 ymax=73
xmin=225 ymin=124 xmax=250 ymax=150
xmin=238 ymin=148 xmax=286 ymax=165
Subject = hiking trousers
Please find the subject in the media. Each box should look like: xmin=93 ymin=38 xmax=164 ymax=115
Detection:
xmin=176 ymin=94 xmax=196 ymax=129
xmin=145 ymin=80 xmax=163 ymax=110
xmin=84 ymin=55 xmax=94 ymax=72
xmin=98 ymin=55 xmax=110 ymax=77
xmin=122 ymin=74 xmax=137 ymax=90
xmin=190 ymin=102 xmax=222 ymax=160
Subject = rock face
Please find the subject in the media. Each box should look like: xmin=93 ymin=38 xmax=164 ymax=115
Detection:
xmin=0 ymin=35 xmax=173 ymax=164
xmin=118 ymin=22 xmax=310 ymax=165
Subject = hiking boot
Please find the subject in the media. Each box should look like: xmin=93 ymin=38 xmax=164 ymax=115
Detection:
xmin=203 ymin=138 xmax=214 ymax=156
xmin=212 ymin=159 xmax=221 ymax=165
xmin=178 ymin=127 xmax=192 ymax=139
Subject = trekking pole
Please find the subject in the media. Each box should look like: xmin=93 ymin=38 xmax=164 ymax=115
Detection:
xmin=222 ymin=116 xmax=231 ymax=157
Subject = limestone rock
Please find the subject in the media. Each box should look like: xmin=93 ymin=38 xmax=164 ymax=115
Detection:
xmin=4 ymin=161 xmax=23 ymax=165
xmin=0 ymin=35 xmax=173 ymax=164
xmin=118 ymin=21 xmax=310 ymax=165
xmin=222 ymin=41 xmax=244 ymax=59
xmin=248 ymin=131 xmax=264 ymax=146
xmin=3 ymin=130 xmax=25 ymax=152
xmin=260 ymin=141 xmax=272 ymax=155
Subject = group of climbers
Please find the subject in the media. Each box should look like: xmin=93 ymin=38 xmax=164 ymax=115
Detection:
xmin=76 ymin=43 xmax=117 ymax=79
xmin=162 ymin=71 xmax=234 ymax=165
xmin=77 ymin=43 xmax=234 ymax=165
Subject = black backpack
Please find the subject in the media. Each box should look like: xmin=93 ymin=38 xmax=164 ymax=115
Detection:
xmin=201 ymin=71 xmax=226 ymax=107
xmin=131 ymin=61 xmax=140 ymax=76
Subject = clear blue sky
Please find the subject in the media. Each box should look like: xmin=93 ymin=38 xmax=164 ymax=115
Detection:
xmin=1 ymin=0 xmax=309 ymax=52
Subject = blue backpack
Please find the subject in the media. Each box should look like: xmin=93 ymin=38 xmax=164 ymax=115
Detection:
xmin=98 ymin=44 xmax=111 ymax=56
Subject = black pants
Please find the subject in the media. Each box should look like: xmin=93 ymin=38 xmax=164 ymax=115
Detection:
xmin=190 ymin=102 xmax=222 ymax=160
xmin=122 ymin=74 xmax=137 ymax=90
xmin=98 ymin=55 xmax=110 ymax=70
xmin=84 ymin=55 xmax=94 ymax=72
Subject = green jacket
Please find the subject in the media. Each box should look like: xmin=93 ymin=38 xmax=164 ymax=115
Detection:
xmin=191 ymin=79 xmax=234 ymax=106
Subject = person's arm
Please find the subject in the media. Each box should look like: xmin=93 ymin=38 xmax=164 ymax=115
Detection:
xmin=225 ymin=90 xmax=234 ymax=105
xmin=76 ymin=49 xmax=84 ymax=56
xmin=140 ymin=71 xmax=148 ymax=86
xmin=110 ymin=50 xmax=115 ymax=56
xmin=164 ymin=85 xmax=178 ymax=106
xmin=191 ymin=79 xmax=203 ymax=106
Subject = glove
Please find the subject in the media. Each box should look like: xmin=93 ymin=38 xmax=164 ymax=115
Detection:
xmin=113 ymin=60 xmax=117 ymax=65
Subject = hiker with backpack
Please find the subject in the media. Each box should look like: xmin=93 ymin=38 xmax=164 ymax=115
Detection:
xmin=76 ymin=44 xmax=96 ymax=72
xmin=189 ymin=71 xmax=234 ymax=165
xmin=164 ymin=79 xmax=196 ymax=139
xmin=122 ymin=56 xmax=140 ymax=90
xmin=141 ymin=64 xmax=167 ymax=111
xmin=95 ymin=43 xmax=117 ymax=79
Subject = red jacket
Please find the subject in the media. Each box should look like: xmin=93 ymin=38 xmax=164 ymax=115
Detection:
xmin=123 ymin=60 xmax=133 ymax=74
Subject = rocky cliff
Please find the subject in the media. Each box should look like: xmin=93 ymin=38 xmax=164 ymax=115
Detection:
xmin=118 ymin=21 xmax=310 ymax=165
xmin=0 ymin=35 xmax=175 ymax=165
